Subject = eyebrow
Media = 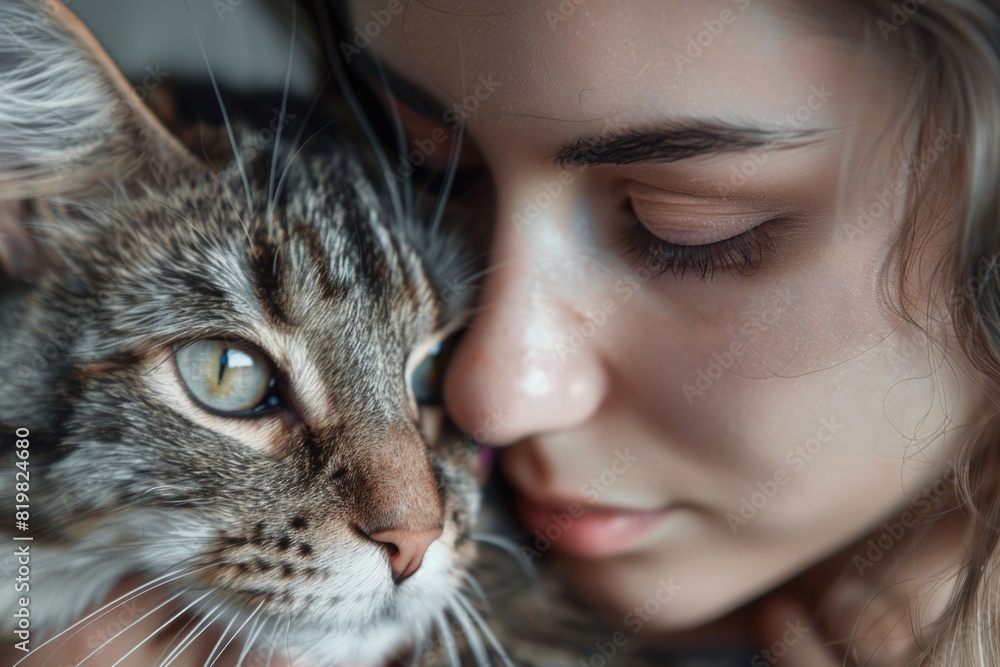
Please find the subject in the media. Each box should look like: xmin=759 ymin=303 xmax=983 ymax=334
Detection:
xmin=353 ymin=54 xmax=828 ymax=167
xmin=555 ymin=124 xmax=826 ymax=167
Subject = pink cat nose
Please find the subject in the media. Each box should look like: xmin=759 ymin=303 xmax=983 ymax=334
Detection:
xmin=369 ymin=527 xmax=443 ymax=581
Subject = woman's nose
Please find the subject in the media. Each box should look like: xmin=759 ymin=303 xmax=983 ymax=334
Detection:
xmin=443 ymin=177 xmax=609 ymax=446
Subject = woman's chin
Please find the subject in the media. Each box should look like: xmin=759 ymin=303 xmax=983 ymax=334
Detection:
xmin=555 ymin=552 xmax=778 ymax=637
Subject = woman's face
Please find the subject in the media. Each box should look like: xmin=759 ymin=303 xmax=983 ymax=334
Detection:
xmin=346 ymin=0 xmax=983 ymax=629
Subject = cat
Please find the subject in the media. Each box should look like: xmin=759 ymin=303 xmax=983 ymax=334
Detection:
xmin=0 ymin=1 xmax=506 ymax=664
xmin=0 ymin=2 xmax=682 ymax=665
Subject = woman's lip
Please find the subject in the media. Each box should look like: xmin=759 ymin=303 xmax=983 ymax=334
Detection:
xmin=513 ymin=489 xmax=675 ymax=558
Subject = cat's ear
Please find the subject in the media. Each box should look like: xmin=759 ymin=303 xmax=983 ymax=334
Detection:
xmin=0 ymin=0 xmax=208 ymax=279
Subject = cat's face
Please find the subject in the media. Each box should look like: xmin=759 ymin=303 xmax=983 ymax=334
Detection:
xmin=0 ymin=1 xmax=482 ymax=664
xmin=58 ymin=155 xmax=475 ymax=660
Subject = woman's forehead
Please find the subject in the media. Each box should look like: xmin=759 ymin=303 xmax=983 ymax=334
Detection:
xmin=345 ymin=0 xmax=892 ymax=136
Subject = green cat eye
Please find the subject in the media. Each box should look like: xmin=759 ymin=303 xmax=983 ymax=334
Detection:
xmin=175 ymin=340 xmax=275 ymax=414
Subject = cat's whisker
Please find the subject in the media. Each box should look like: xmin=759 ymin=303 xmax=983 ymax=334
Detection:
xmin=271 ymin=115 xmax=341 ymax=212
xmin=158 ymin=601 xmax=226 ymax=667
xmin=13 ymin=564 xmax=210 ymax=667
xmin=210 ymin=597 xmax=266 ymax=667
xmin=406 ymin=633 xmax=427 ymax=667
xmin=108 ymin=588 xmax=213 ymax=667
xmin=267 ymin=2 xmax=297 ymax=226
xmin=202 ymin=598 xmax=253 ymax=667
xmin=370 ymin=53 xmax=413 ymax=227
xmin=455 ymin=595 xmax=516 ymax=667
xmin=57 ymin=537 xmax=211 ymax=554
xmin=471 ymin=533 xmax=538 ymax=580
xmin=460 ymin=571 xmax=490 ymax=609
xmin=200 ymin=145 xmax=255 ymax=248
xmin=278 ymin=614 xmax=295 ymax=667
xmin=428 ymin=118 xmax=466 ymax=243
xmin=70 ymin=585 xmax=190 ymax=667
xmin=236 ymin=616 xmax=265 ymax=667
xmin=271 ymin=67 xmax=336 ymax=212
xmin=453 ymin=256 xmax=519 ymax=288
xmin=448 ymin=596 xmax=489 ymax=667
xmin=182 ymin=0 xmax=253 ymax=217
xmin=154 ymin=588 xmax=221 ymax=666
xmin=435 ymin=612 xmax=461 ymax=667
xmin=428 ymin=22 xmax=471 ymax=244
xmin=314 ymin=1 xmax=405 ymax=226
xmin=234 ymin=612 xmax=269 ymax=667
xmin=261 ymin=615 xmax=280 ymax=667
xmin=248 ymin=616 xmax=281 ymax=667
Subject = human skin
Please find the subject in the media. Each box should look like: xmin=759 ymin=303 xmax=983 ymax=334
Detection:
xmin=3 ymin=2 xmax=986 ymax=666
xmin=344 ymin=0 xmax=991 ymax=659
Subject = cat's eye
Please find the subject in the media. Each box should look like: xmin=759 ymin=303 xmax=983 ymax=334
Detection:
xmin=407 ymin=333 xmax=460 ymax=410
xmin=175 ymin=340 xmax=278 ymax=415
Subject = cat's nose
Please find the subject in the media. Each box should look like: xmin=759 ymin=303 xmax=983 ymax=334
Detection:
xmin=369 ymin=527 xmax=443 ymax=581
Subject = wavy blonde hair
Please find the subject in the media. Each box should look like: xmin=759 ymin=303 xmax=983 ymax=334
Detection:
xmin=807 ymin=0 xmax=1000 ymax=663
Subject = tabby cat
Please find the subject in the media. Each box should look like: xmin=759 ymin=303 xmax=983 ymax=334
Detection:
xmin=0 ymin=2 xmax=671 ymax=665
xmin=0 ymin=0 xmax=509 ymax=664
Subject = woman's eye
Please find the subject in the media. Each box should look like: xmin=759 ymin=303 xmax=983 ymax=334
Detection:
xmin=621 ymin=199 xmax=781 ymax=284
xmin=408 ymin=333 xmax=459 ymax=408
xmin=175 ymin=340 xmax=277 ymax=415
xmin=623 ymin=222 xmax=778 ymax=284
xmin=614 ymin=179 xmax=791 ymax=284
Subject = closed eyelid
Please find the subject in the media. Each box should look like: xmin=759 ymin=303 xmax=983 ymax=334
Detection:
xmin=630 ymin=203 xmax=775 ymax=244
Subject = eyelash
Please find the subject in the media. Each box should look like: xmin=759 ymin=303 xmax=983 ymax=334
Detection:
xmin=620 ymin=213 xmax=778 ymax=284
xmin=384 ymin=89 xmax=779 ymax=283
